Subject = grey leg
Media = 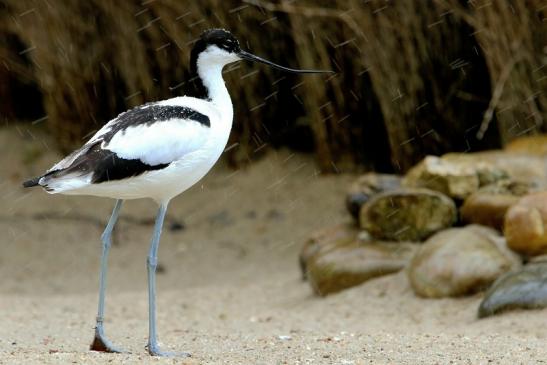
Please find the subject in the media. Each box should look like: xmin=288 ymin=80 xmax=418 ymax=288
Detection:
xmin=90 ymin=199 xmax=126 ymax=353
xmin=146 ymin=202 xmax=190 ymax=357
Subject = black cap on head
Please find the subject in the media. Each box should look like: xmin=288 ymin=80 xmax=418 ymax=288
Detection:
xmin=198 ymin=28 xmax=241 ymax=54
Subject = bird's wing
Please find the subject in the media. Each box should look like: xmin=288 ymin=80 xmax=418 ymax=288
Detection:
xmin=101 ymin=108 xmax=210 ymax=166
xmin=43 ymin=99 xmax=213 ymax=185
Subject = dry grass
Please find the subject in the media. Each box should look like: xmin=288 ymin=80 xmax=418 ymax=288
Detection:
xmin=1 ymin=0 xmax=545 ymax=171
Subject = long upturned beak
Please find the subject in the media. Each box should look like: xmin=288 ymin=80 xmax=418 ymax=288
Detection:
xmin=238 ymin=50 xmax=334 ymax=74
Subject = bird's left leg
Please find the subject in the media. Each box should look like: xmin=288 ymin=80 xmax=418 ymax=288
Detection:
xmin=90 ymin=199 xmax=127 ymax=353
xmin=146 ymin=201 xmax=190 ymax=357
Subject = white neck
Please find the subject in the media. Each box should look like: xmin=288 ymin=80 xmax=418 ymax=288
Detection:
xmin=197 ymin=61 xmax=233 ymax=117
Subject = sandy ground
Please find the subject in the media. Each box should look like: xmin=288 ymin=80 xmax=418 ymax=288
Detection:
xmin=1 ymin=125 xmax=547 ymax=365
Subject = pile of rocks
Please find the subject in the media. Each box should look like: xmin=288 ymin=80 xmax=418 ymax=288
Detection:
xmin=300 ymin=136 xmax=547 ymax=318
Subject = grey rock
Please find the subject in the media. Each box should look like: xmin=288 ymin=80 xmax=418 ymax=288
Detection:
xmin=478 ymin=263 xmax=547 ymax=318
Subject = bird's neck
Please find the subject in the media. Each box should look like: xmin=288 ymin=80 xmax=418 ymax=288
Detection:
xmin=188 ymin=60 xmax=232 ymax=116
xmin=201 ymin=65 xmax=231 ymax=109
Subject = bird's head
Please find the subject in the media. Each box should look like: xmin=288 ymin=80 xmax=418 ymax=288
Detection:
xmin=191 ymin=28 xmax=333 ymax=74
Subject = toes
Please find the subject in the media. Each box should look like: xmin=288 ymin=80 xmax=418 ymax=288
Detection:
xmin=147 ymin=344 xmax=190 ymax=357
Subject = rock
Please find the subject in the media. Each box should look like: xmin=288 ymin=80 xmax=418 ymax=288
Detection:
xmin=505 ymin=135 xmax=547 ymax=155
xmin=345 ymin=173 xmax=401 ymax=219
xmin=461 ymin=194 xmax=518 ymax=231
xmin=408 ymin=225 xmax=520 ymax=298
xmin=505 ymin=192 xmax=547 ymax=256
xmin=403 ymin=156 xmax=478 ymax=199
xmin=360 ymin=188 xmax=457 ymax=241
xmin=403 ymin=155 xmax=507 ymax=200
xmin=443 ymin=151 xmax=547 ymax=187
xmin=478 ymin=263 xmax=547 ymax=318
xmin=460 ymin=180 xmax=537 ymax=231
xmin=308 ymin=241 xmax=417 ymax=296
xmin=475 ymin=225 xmax=522 ymax=266
xmin=299 ymin=223 xmax=358 ymax=280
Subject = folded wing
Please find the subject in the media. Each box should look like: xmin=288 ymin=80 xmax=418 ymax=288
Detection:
xmin=27 ymin=102 xmax=212 ymax=192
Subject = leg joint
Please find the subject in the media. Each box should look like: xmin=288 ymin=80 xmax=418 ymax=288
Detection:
xmin=101 ymin=231 xmax=113 ymax=247
xmin=147 ymin=256 xmax=158 ymax=269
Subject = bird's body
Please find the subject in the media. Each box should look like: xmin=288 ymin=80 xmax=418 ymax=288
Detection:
xmin=23 ymin=28 xmax=331 ymax=357
xmin=39 ymin=95 xmax=232 ymax=202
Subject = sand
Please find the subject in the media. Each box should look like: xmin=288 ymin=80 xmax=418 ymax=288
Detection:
xmin=1 ymin=126 xmax=546 ymax=365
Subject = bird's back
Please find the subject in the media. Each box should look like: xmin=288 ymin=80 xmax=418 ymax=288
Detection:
xmin=25 ymin=95 xmax=232 ymax=202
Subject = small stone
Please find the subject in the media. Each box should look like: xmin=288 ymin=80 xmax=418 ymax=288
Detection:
xmin=266 ymin=209 xmax=284 ymax=220
xmin=408 ymin=225 xmax=520 ymax=298
xmin=245 ymin=210 xmax=257 ymax=219
xmin=505 ymin=192 xmax=547 ymax=256
xmin=345 ymin=173 xmax=401 ymax=219
xmin=307 ymin=240 xmax=417 ymax=296
xmin=208 ymin=210 xmax=233 ymax=226
xmin=360 ymin=188 xmax=457 ymax=241
xmin=478 ymin=263 xmax=547 ymax=318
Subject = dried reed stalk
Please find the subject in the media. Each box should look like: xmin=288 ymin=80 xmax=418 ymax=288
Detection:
xmin=1 ymin=0 xmax=545 ymax=172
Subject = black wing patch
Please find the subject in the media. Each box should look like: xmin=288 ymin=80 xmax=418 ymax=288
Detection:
xmin=102 ymin=104 xmax=210 ymax=143
xmin=46 ymin=142 xmax=169 ymax=184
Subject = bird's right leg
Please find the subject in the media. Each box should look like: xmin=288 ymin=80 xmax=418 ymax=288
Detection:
xmin=90 ymin=199 xmax=127 ymax=353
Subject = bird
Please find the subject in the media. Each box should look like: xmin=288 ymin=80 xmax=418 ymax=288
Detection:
xmin=22 ymin=28 xmax=333 ymax=357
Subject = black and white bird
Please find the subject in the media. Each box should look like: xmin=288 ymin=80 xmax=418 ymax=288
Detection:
xmin=23 ymin=28 xmax=332 ymax=357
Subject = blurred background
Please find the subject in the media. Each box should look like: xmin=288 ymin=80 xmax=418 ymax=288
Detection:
xmin=1 ymin=1 xmax=547 ymax=363
xmin=2 ymin=0 xmax=545 ymax=172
